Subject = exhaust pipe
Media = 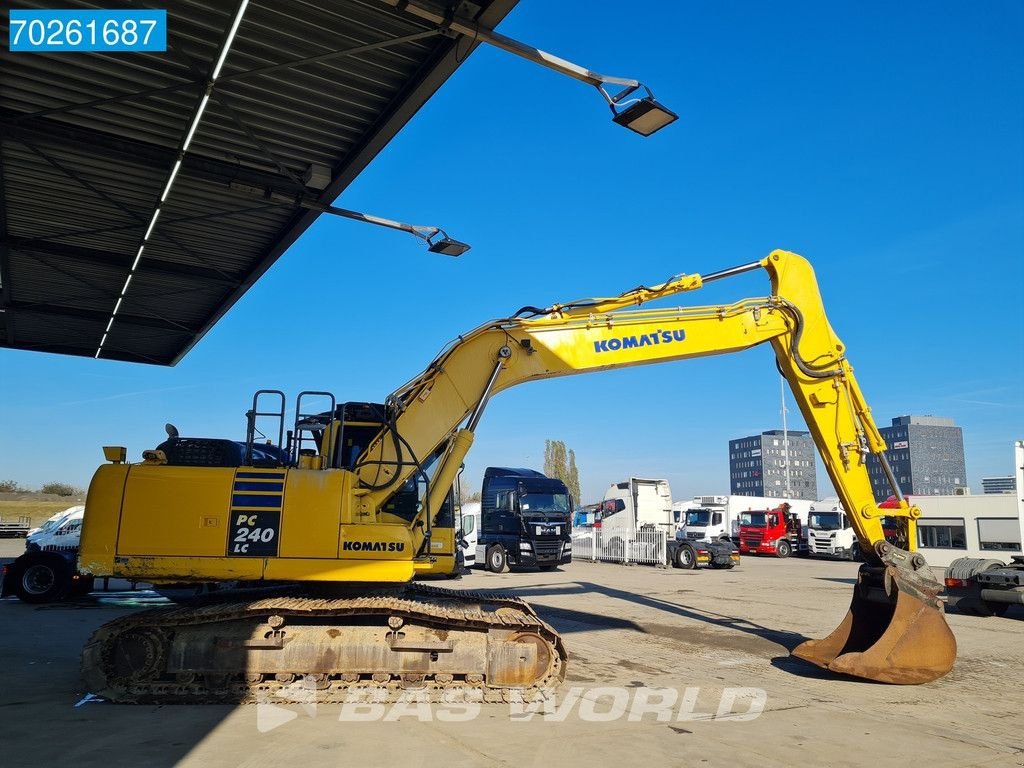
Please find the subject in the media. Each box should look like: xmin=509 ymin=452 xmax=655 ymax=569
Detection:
xmin=792 ymin=542 xmax=956 ymax=684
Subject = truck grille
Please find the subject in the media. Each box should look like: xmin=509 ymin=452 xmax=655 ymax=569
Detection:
xmin=742 ymin=532 xmax=763 ymax=548
xmin=686 ymin=531 xmax=701 ymax=540
xmin=812 ymin=540 xmax=832 ymax=552
xmin=533 ymin=541 xmax=563 ymax=557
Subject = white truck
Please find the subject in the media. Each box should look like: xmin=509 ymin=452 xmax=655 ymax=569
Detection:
xmin=682 ymin=494 xmax=814 ymax=547
xmin=602 ymin=478 xmax=675 ymax=538
xmin=601 ymin=479 xmax=739 ymax=569
xmin=1 ymin=506 xmax=92 ymax=602
xmin=806 ymin=497 xmax=861 ymax=560
xmin=458 ymin=501 xmax=481 ymax=569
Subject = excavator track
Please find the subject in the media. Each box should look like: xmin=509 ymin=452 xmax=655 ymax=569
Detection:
xmin=81 ymin=583 xmax=566 ymax=704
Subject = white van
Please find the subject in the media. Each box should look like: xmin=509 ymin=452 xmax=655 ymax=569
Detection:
xmin=459 ymin=502 xmax=480 ymax=568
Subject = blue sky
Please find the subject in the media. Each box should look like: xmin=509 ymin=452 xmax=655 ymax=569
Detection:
xmin=2 ymin=1 xmax=1022 ymax=503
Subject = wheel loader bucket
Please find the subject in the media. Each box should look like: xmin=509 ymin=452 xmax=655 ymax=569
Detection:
xmin=792 ymin=563 xmax=956 ymax=684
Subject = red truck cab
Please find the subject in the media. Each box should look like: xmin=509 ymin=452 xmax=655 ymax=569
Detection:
xmin=739 ymin=503 xmax=803 ymax=558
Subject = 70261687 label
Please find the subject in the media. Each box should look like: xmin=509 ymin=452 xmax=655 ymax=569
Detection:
xmin=8 ymin=9 xmax=167 ymax=52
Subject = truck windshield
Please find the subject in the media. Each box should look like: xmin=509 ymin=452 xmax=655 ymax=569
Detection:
xmin=809 ymin=511 xmax=842 ymax=530
xmin=741 ymin=511 xmax=767 ymax=527
xmin=520 ymin=492 xmax=570 ymax=514
xmin=685 ymin=510 xmax=711 ymax=526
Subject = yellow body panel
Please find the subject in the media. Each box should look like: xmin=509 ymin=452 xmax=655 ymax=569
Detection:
xmin=79 ymin=461 xmax=425 ymax=582
xmin=78 ymin=463 xmax=129 ymax=576
xmin=278 ymin=469 xmax=343 ymax=559
xmin=261 ymin=557 xmax=413 ymax=582
xmin=415 ymin=527 xmax=457 ymax=576
xmin=118 ymin=466 xmax=235 ymax=556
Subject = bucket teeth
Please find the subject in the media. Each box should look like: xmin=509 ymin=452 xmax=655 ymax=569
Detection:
xmin=793 ymin=562 xmax=956 ymax=685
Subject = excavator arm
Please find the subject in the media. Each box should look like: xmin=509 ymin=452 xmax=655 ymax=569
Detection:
xmin=355 ymin=249 xmax=955 ymax=683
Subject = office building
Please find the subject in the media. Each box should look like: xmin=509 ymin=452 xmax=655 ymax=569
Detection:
xmin=729 ymin=429 xmax=817 ymax=500
xmin=866 ymin=415 xmax=967 ymax=501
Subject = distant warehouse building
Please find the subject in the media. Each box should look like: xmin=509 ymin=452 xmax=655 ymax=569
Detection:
xmin=912 ymin=441 xmax=1024 ymax=568
xmin=729 ymin=429 xmax=817 ymax=501
xmin=983 ymin=476 xmax=1016 ymax=494
xmin=866 ymin=415 xmax=966 ymax=501
xmin=912 ymin=494 xmax=1022 ymax=568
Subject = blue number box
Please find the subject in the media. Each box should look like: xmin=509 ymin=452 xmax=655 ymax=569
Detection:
xmin=9 ymin=9 xmax=167 ymax=52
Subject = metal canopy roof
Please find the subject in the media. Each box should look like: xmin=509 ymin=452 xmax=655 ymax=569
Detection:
xmin=0 ymin=0 xmax=517 ymax=365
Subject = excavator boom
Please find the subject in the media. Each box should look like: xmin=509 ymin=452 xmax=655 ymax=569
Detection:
xmin=78 ymin=250 xmax=955 ymax=700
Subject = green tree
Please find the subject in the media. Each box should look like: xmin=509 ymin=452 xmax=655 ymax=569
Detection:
xmin=40 ymin=482 xmax=82 ymax=496
xmin=566 ymin=449 xmax=581 ymax=505
xmin=543 ymin=439 xmax=581 ymax=505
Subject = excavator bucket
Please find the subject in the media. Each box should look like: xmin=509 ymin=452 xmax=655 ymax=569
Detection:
xmin=792 ymin=562 xmax=956 ymax=684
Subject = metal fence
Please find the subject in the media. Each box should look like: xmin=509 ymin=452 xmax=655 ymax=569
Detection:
xmin=570 ymin=526 xmax=667 ymax=565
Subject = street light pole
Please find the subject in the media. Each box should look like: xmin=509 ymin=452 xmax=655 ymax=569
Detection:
xmin=781 ymin=376 xmax=792 ymax=497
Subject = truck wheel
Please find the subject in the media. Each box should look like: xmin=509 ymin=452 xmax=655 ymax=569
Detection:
xmin=15 ymin=555 xmax=72 ymax=604
xmin=984 ymin=601 xmax=1010 ymax=617
xmin=776 ymin=540 xmax=792 ymax=558
xmin=486 ymin=545 xmax=507 ymax=573
xmin=674 ymin=545 xmax=696 ymax=570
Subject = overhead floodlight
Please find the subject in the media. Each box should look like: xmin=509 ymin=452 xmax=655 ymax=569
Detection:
xmin=611 ymin=95 xmax=679 ymax=136
xmin=384 ymin=0 xmax=678 ymax=137
xmin=426 ymin=231 xmax=471 ymax=257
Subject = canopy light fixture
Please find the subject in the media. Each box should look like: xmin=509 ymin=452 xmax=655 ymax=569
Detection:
xmin=426 ymin=231 xmax=471 ymax=257
xmin=606 ymin=87 xmax=679 ymax=136
xmin=384 ymin=0 xmax=678 ymax=137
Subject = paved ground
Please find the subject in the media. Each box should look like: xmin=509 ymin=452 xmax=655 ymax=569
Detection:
xmin=0 ymin=545 xmax=1020 ymax=768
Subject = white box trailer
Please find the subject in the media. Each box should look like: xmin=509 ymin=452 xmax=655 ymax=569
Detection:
xmin=683 ymin=494 xmax=814 ymax=545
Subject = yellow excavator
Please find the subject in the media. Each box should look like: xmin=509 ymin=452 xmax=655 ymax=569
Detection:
xmin=77 ymin=250 xmax=956 ymax=702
